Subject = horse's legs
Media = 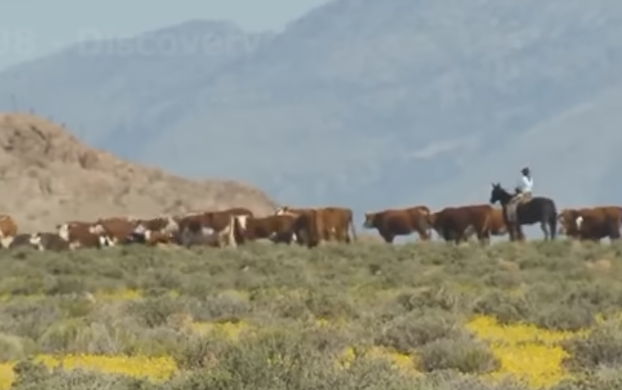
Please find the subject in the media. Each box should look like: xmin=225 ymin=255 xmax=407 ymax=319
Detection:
xmin=507 ymin=224 xmax=516 ymax=241
xmin=504 ymin=214 xmax=515 ymax=241
xmin=510 ymin=223 xmax=522 ymax=242
xmin=509 ymin=204 xmax=522 ymax=242
xmin=540 ymin=221 xmax=549 ymax=240
xmin=516 ymin=224 xmax=526 ymax=241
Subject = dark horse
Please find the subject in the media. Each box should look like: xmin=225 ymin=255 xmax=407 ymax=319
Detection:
xmin=489 ymin=183 xmax=557 ymax=241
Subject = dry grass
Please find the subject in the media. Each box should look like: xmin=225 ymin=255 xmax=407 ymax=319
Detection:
xmin=1 ymin=241 xmax=622 ymax=389
xmin=0 ymin=112 xmax=276 ymax=231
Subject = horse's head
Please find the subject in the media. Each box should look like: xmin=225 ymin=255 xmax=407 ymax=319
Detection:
xmin=489 ymin=182 xmax=512 ymax=205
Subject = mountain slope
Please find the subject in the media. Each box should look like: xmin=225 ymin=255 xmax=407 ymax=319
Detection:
xmin=421 ymin=86 xmax=622 ymax=209
xmin=0 ymin=20 xmax=273 ymax=155
xmin=1 ymin=1 xmax=621 ymax=212
xmin=0 ymin=113 xmax=276 ymax=232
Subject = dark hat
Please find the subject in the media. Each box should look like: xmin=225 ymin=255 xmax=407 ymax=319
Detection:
xmin=521 ymin=167 xmax=530 ymax=175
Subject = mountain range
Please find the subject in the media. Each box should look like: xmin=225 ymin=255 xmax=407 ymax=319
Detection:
xmin=1 ymin=0 xmax=621 ymax=215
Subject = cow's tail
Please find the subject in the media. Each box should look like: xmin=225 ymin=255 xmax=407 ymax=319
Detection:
xmin=419 ymin=209 xmax=433 ymax=240
xmin=233 ymin=215 xmax=247 ymax=245
xmin=225 ymin=215 xmax=238 ymax=248
xmin=349 ymin=215 xmax=357 ymax=242
xmin=481 ymin=209 xmax=492 ymax=238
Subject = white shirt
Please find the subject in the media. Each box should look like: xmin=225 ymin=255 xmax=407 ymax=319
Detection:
xmin=516 ymin=175 xmax=533 ymax=193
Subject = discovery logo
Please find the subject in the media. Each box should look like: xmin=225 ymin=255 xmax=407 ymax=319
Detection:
xmin=76 ymin=28 xmax=259 ymax=57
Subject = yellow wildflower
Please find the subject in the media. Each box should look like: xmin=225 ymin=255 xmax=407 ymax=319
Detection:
xmin=466 ymin=315 xmax=583 ymax=388
xmin=190 ymin=320 xmax=249 ymax=340
xmin=34 ymin=354 xmax=176 ymax=382
xmin=0 ymin=363 xmax=15 ymax=390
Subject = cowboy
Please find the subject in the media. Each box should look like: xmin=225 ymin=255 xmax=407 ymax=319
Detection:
xmin=507 ymin=167 xmax=533 ymax=222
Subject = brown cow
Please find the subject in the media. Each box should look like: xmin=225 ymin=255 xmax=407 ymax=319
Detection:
xmin=56 ymin=221 xmax=95 ymax=236
xmin=222 ymin=208 xmax=254 ymax=244
xmin=210 ymin=214 xmax=239 ymax=248
xmin=177 ymin=211 xmax=239 ymax=248
xmin=464 ymin=207 xmax=508 ymax=243
xmin=132 ymin=216 xmax=179 ymax=234
xmin=270 ymin=207 xmax=320 ymax=247
xmin=90 ymin=217 xmax=138 ymax=246
xmin=56 ymin=222 xmax=108 ymax=249
xmin=126 ymin=223 xmax=173 ymax=246
xmin=55 ymin=221 xmax=92 ymax=237
xmin=289 ymin=208 xmax=324 ymax=248
xmin=141 ymin=230 xmax=176 ymax=246
xmin=0 ymin=215 xmax=17 ymax=243
xmin=363 ymin=206 xmax=431 ymax=243
xmin=558 ymin=206 xmax=622 ymax=241
xmin=274 ymin=207 xmax=314 ymax=244
xmin=487 ymin=207 xmax=508 ymax=236
xmin=202 ymin=208 xmax=252 ymax=231
xmin=238 ymin=215 xmax=297 ymax=244
xmin=324 ymin=206 xmax=357 ymax=243
xmin=558 ymin=208 xmax=587 ymax=237
xmin=428 ymin=204 xmax=498 ymax=244
xmin=275 ymin=206 xmax=356 ymax=244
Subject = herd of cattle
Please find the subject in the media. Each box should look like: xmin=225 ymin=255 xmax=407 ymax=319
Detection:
xmin=0 ymin=203 xmax=619 ymax=252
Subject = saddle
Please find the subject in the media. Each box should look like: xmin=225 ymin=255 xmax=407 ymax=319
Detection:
xmin=512 ymin=189 xmax=532 ymax=205
xmin=519 ymin=195 xmax=534 ymax=206
xmin=506 ymin=193 xmax=531 ymax=223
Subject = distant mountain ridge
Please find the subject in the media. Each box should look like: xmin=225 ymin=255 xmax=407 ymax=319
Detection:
xmin=1 ymin=0 xmax=621 ymax=215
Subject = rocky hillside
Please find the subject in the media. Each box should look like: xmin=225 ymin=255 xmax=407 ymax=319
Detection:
xmin=0 ymin=113 xmax=276 ymax=232
xmin=0 ymin=1 xmax=621 ymax=211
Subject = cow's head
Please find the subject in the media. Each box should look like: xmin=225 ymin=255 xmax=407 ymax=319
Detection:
xmin=274 ymin=206 xmax=289 ymax=216
xmin=558 ymin=209 xmax=580 ymax=236
xmin=363 ymin=212 xmax=377 ymax=228
xmin=57 ymin=224 xmax=70 ymax=241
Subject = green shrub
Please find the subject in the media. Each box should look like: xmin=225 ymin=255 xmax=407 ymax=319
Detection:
xmin=376 ymin=310 xmax=462 ymax=353
xmin=0 ymin=332 xmax=33 ymax=361
xmin=127 ymin=296 xmax=182 ymax=328
xmin=10 ymin=360 xmax=158 ymax=390
xmin=562 ymin=319 xmax=622 ymax=372
xmin=417 ymin=334 xmax=500 ymax=374
xmin=3 ymin=241 xmax=622 ymax=390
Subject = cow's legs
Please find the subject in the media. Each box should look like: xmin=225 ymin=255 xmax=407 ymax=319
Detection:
xmin=380 ymin=233 xmax=395 ymax=243
xmin=477 ymin=231 xmax=490 ymax=245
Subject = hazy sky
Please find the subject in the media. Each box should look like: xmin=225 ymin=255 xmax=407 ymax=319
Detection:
xmin=0 ymin=0 xmax=329 ymax=70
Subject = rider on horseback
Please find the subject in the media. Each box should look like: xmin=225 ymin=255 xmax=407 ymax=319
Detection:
xmin=507 ymin=167 xmax=533 ymax=221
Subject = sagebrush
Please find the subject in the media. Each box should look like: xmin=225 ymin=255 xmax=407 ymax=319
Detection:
xmin=1 ymin=240 xmax=622 ymax=389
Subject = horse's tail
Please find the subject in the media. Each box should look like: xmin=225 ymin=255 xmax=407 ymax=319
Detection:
xmin=549 ymin=203 xmax=558 ymax=240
